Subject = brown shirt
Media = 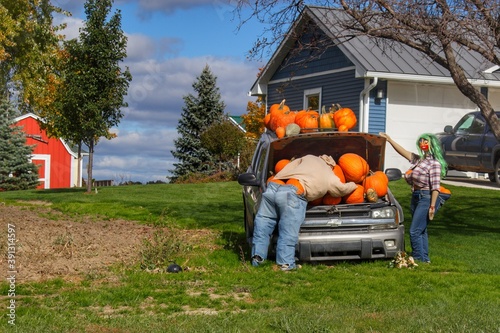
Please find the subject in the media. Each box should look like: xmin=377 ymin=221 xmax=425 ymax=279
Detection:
xmin=275 ymin=154 xmax=357 ymax=201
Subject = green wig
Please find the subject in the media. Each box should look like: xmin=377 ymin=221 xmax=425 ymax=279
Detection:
xmin=415 ymin=133 xmax=448 ymax=179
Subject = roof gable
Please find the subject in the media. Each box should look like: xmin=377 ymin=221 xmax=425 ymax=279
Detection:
xmin=13 ymin=113 xmax=87 ymax=158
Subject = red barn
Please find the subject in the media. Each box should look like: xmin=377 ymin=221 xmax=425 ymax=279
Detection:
xmin=14 ymin=113 xmax=86 ymax=189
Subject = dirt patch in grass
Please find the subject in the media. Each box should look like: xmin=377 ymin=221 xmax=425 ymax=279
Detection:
xmin=0 ymin=204 xmax=218 ymax=283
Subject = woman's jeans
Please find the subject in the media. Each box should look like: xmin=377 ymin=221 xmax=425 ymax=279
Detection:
xmin=410 ymin=190 xmax=445 ymax=262
xmin=251 ymin=182 xmax=307 ymax=268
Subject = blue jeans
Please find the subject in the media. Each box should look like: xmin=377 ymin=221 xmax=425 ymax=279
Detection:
xmin=410 ymin=190 xmax=445 ymax=262
xmin=251 ymin=182 xmax=307 ymax=268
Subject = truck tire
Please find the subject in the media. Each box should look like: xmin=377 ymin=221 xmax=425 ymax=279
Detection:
xmin=490 ymin=159 xmax=500 ymax=185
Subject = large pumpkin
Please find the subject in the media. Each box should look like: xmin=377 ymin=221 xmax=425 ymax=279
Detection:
xmin=267 ymin=175 xmax=285 ymax=185
xmin=269 ymin=99 xmax=290 ymax=115
xmin=295 ymin=110 xmax=319 ymax=131
xmin=343 ymin=184 xmax=365 ymax=204
xmin=332 ymin=165 xmax=346 ymax=183
xmin=363 ymin=171 xmax=389 ymax=197
xmin=322 ymin=193 xmax=342 ymax=205
xmin=338 ymin=153 xmax=369 ymax=183
xmin=274 ymin=159 xmax=290 ymax=174
xmin=309 ymin=196 xmax=323 ymax=206
xmin=286 ymin=178 xmax=304 ymax=195
xmin=333 ymin=107 xmax=357 ymax=130
xmin=268 ymin=100 xmax=293 ymax=131
xmin=270 ymin=110 xmax=296 ymax=132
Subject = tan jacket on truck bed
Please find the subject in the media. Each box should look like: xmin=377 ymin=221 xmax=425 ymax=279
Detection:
xmin=274 ymin=154 xmax=357 ymax=201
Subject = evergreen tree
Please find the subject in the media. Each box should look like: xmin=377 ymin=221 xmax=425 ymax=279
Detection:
xmin=0 ymin=99 xmax=39 ymax=191
xmin=170 ymin=65 xmax=226 ymax=182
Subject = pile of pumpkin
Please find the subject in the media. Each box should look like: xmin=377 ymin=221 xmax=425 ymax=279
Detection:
xmin=264 ymin=100 xmax=357 ymax=138
xmin=268 ymin=153 xmax=389 ymax=205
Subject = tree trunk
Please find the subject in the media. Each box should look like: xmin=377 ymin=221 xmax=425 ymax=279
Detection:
xmin=86 ymin=139 xmax=94 ymax=193
xmin=77 ymin=143 xmax=82 ymax=187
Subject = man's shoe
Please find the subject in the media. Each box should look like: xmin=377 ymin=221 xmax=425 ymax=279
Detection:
xmin=251 ymin=255 xmax=264 ymax=267
xmin=279 ymin=264 xmax=301 ymax=271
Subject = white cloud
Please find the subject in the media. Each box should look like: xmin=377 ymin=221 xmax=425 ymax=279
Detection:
xmin=90 ymin=54 xmax=260 ymax=183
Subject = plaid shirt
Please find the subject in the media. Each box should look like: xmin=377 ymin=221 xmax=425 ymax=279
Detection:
xmin=405 ymin=154 xmax=441 ymax=191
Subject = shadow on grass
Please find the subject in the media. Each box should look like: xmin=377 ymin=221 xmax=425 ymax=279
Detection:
xmin=36 ymin=188 xmax=88 ymax=194
xmin=221 ymin=230 xmax=249 ymax=261
xmin=408 ymin=194 xmax=500 ymax=237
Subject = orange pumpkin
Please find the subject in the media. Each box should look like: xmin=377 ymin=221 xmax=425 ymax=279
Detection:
xmin=322 ymin=193 xmax=342 ymax=205
xmin=338 ymin=153 xmax=369 ymax=183
xmin=333 ymin=107 xmax=357 ymax=130
xmin=269 ymin=99 xmax=289 ymax=114
xmin=275 ymin=126 xmax=286 ymax=139
xmin=343 ymin=184 xmax=365 ymax=204
xmin=264 ymin=113 xmax=272 ymax=130
xmin=338 ymin=124 xmax=348 ymax=132
xmin=295 ymin=110 xmax=319 ymax=131
xmin=286 ymin=178 xmax=304 ymax=195
xmin=309 ymin=196 xmax=323 ymax=206
xmin=363 ymin=171 xmax=388 ymax=197
xmin=267 ymin=175 xmax=285 ymax=185
xmin=274 ymin=159 xmax=290 ymax=174
xmin=333 ymin=165 xmax=346 ymax=183
xmin=268 ymin=100 xmax=292 ymax=131
xmin=439 ymin=186 xmax=451 ymax=194
xmin=271 ymin=110 xmax=296 ymax=132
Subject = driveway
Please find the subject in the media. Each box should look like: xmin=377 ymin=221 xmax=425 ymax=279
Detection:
xmin=441 ymin=176 xmax=500 ymax=191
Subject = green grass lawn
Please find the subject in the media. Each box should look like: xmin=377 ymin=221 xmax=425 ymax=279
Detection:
xmin=1 ymin=180 xmax=499 ymax=333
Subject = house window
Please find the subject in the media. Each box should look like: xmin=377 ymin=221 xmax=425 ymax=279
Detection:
xmin=304 ymin=88 xmax=322 ymax=111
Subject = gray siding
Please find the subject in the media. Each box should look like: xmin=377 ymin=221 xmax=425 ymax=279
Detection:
xmin=368 ymin=81 xmax=387 ymax=134
xmin=271 ymin=23 xmax=354 ymax=81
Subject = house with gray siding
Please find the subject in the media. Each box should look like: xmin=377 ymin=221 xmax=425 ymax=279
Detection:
xmin=249 ymin=6 xmax=500 ymax=175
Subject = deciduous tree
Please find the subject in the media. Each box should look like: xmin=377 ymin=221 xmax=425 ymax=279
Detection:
xmin=242 ymin=96 xmax=266 ymax=140
xmin=0 ymin=0 xmax=66 ymax=114
xmin=201 ymin=119 xmax=246 ymax=173
xmin=48 ymin=0 xmax=131 ymax=193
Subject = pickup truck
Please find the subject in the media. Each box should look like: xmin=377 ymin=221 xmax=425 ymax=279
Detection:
xmin=237 ymin=130 xmax=405 ymax=262
xmin=436 ymin=111 xmax=500 ymax=185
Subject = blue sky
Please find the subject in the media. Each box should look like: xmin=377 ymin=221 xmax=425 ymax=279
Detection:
xmin=54 ymin=0 xmax=267 ymax=183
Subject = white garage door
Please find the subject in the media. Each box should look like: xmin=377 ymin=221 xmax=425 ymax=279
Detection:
xmin=487 ymin=88 xmax=500 ymax=110
xmin=384 ymin=81 xmax=477 ymax=174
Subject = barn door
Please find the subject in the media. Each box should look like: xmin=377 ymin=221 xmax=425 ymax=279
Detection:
xmin=31 ymin=155 xmax=50 ymax=189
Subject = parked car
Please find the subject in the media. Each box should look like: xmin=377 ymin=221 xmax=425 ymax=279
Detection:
xmin=436 ymin=111 xmax=500 ymax=184
xmin=237 ymin=130 xmax=405 ymax=262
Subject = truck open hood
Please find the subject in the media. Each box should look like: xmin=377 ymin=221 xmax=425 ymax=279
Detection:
xmin=269 ymin=132 xmax=387 ymax=173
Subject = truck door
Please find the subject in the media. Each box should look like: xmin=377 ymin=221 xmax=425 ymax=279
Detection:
xmin=451 ymin=114 xmax=486 ymax=169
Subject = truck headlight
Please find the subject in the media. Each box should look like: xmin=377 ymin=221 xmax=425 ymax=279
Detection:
xmin=372 ymin=207 xmax=395 ymax=219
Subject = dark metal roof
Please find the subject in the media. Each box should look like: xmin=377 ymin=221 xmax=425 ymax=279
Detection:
xmin=250 ymin=6 xmax=500 ymax=95
xmin=308 ymin=6 xmax=500 ymax=81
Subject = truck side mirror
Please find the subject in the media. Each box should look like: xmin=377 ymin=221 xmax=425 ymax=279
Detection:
xmin=444 ymin=125 xmax=453 ymax=134
xmin=237 ymin=173 xmax=261 ymax=186
xmin=385 ymin=168 xmax=402 ymax=181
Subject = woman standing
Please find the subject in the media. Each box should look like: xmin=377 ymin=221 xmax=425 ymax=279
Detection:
xmin=380 ymin=133 xmax=448 ymax=263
